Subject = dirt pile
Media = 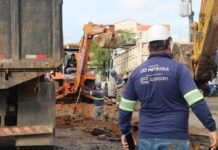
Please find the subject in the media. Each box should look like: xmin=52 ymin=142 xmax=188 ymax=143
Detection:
xmin=190 ymin=135 xmax=210 ymax=150
xmin=87 ymin=128 xmax=120 ymax=142
xmin=56 ymin=114 xmax=120 ymax=136
xmin=56 ymin=103 xmax=216 ymax=150
xmin=55 ymin=113 xmax=122 ymax=150
xmin=56 ymin=114 xmax=92 ymax=129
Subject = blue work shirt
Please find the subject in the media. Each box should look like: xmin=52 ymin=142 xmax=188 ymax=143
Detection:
xmin=114 ymin=75 xmax=124 ymax=90
xmin=92 ymin=89 xmax=105 ymax=106
xmin=115 ymin=75 xmax=123 ymax=85
xmin=119 ymin=53 xmax=202 ymax=140
xmin=66 ymin=58 xmax=77 ymax=68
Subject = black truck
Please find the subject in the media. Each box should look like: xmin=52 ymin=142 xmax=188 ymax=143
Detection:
xmin=0 ymin=0 xmax=63 ymax=149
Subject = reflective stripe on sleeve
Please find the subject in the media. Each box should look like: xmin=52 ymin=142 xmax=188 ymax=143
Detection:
xmin=94 ymin=97 xmax=104 ymax=101
xmin=184 ymin=89 xmax=203 ymax=106
xmin=116 ymin=83 xmax=124 ymax=89
xmin=119 ymin=98 xmax=137 ymax=112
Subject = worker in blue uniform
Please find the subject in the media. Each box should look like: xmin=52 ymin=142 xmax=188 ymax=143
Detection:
xmin=111 ymin=69 xmax=125 ymax=109
xmin=65 ymin=53 xmax=77 ymax=74
xmin=119 ymin=24 xmax=217 ymax=150
xmin=83 ymin=82 xmax=107 ymax=120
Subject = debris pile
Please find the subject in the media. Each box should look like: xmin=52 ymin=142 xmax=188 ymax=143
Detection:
xmin=56 ymin=114 xmax=120 ymax=139
xmin=56 ymin=114 xmax=92 ymax=129
xmin=56 ymin=103 xmax=215 ymax=150
xmin=85 ymin=128 xmax=120 ymax=142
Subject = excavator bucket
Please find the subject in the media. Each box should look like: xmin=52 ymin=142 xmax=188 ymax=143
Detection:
xmin=172 ymin=43 xmax=194 ymax=77
xmin=93 ymin=31 xmax=119 ymax=49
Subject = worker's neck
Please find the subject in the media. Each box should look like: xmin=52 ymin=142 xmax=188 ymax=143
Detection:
xmin=149 ymin=49 xmax=171 ymax=55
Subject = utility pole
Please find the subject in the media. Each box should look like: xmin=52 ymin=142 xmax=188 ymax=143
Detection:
xmin=189 ymin=0 xmax=194 ymax=42
xmin=180 ymin=0 xmax=194 ymax=42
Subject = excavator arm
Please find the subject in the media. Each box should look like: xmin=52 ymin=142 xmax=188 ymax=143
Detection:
xmin=173 ymin=0 xmax=218 ymax=85
xmin=192 ymin=0 xmax=218 ymax=84
xmin=73 ymin=23 xmax=119 ymax=93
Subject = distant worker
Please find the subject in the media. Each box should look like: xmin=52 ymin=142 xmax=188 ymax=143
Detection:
xmin=208 ymin=83 xmax=217 ymax=97
xmin=111 ymin=69 xmax=125 ymax=109
xmin=119 ymin=24 xmax=217 ymax=150
xmin=65 ymin=53 xmax=77 ymax=74
xmin=82 ymin=82 xmax=107 ymax=120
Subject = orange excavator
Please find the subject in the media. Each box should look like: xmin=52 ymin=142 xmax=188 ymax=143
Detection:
xmin=52 ymin=22 xmax=119 ymax=101
xmin=52 ymin=43 xmax=94 ymax=100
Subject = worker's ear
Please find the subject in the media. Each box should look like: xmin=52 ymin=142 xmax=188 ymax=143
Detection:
xmin=167 ymin=37 xmax=172 ymax=49
xmin=148 ymin=44 xmax=151 ymax=51
xmin=167 ymin=40 xmax=171 ymax=50
xmin=168 ymin=43 xmax=171 ymax=50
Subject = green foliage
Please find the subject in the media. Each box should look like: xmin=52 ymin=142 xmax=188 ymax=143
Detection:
xmin=116 ymin=29 xmax=137 ymax=45
xmin=89 ymin=30 xmax=137 ymax=70
xmin=90 ymin=43 xmax=111 ymax=69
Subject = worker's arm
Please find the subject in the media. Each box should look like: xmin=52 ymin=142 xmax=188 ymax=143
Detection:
xmin=119 ymin=75 xmax=137 ymax=150
xmin=116 ymin=80 xmax=125 ymax=89
xmin=91 ymin=90 xmax=105 ymax=99
xmin=82 ymin=89 xmax=91 ymax=95
xmin=190 ymin=100 xmax=216 ymax=131
xmin=119 ymin=76 xmax=137 ymax=135
xmin=178 ymin=64 xmax=217 ymax=148
xmin=74 ymin=59 xmax=77 ymax=66
xmin=83 ymin=89 xmax=103 ymax=97
xmin=188 ymin=97 xmax=217 ymax=149
xmin=116 ymin=76 xmax=125 ymax=88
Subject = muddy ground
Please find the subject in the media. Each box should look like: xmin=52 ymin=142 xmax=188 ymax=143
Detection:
xmin=55 ymin=115 xmax=122 ymax=150
xmin=0 ymin=102 xmax=214 ymax=150
xmin=55 ymin=103 xmax=213 ymax=150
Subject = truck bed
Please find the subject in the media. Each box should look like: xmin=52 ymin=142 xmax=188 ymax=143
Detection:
xmin=0 ymin=0 xmax=63 ymax=89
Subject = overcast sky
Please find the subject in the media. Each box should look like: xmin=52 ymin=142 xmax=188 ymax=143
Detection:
xmin=63 ymin=0 xmax=201 ymax=44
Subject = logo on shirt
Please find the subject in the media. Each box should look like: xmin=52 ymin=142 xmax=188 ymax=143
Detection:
xmin=140 ymin=76 xmax=169 ymax=84
xmin=148 ymin=66 xmax=169 ymax=72
xmin=140 ymin=64 xmax=169 ymax=74
xmin=150 ymin=77 xmax=169 ymax=81
xmin=140 ymin=68 xmax=147 ymax=73
xmin=140 ymin=77 xmax=149 ymax=84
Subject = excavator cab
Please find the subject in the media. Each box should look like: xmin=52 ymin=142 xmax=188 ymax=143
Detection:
xmin=51 ymin=43 xmax=95 ymax=101
xmin=52 ymin=44 xmax=79 ymax=81
xmin=63 ymin=44 xmax=79 ymax=75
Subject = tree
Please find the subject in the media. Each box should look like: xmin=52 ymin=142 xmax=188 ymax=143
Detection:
xmin=116 ymin=29 xmax=137 ymax=45
xmin=89 ymin=29 xmax=137 ymax=74
xmin=89 ymin=43 xmax=111 ymax=69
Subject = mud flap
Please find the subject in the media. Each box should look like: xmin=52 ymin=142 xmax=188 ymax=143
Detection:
xmin=17 ymin=145 xmax=54 ymax=150
xmin=0 ymin=93 xmax=6 ymax=127
xmin=16 ymin=81 xmax=55 ymax=146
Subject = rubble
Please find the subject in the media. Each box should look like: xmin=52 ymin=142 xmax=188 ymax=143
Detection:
xmin=97 ymin=134 xmax=108 ymax=140
xmin=55 ymin=113 xmax=122 ymax=150
xmin=55 ymin=103 xmax=217 ymax=150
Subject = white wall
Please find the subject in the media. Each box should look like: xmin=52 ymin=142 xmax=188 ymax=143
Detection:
xmin=114 ymin=19 xmax=137 ymax=32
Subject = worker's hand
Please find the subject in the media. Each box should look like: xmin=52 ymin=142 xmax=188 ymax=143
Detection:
xmin=82 ymin=89 xmax=87 ymax=94
xmin=81 ymin=85 xmax=89 ymax=90
xmin=82 ymin=89 xmax=90 ymax=95
xmin=121 ymin=135 xmax=129 ymax=150
xmin=209 ymin=131 xmax=218 ymax=150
